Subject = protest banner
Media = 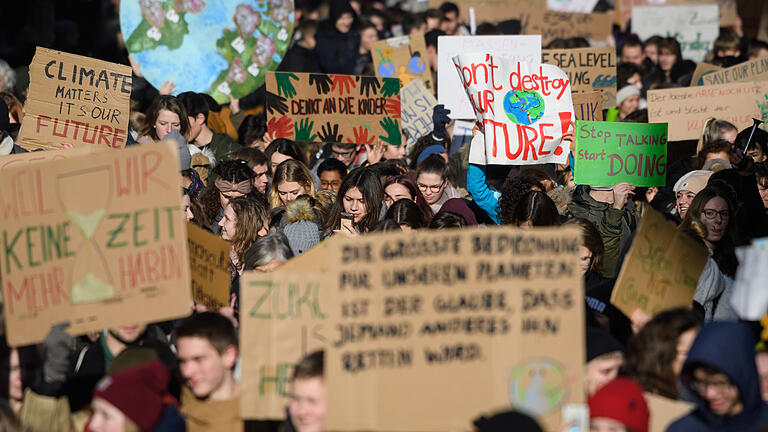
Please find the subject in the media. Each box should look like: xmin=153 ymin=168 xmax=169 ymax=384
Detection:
xmin=521 ymin=10 xmax=613 ymax=45
xmin=17 ymin=47 xmax=132 ymax=151
xmin=647 ymin=80 xmax=768 ymax=141
xmin=401 ymin=79 xmax=437 ymax=150
xmin=690 ymin=62 xmax=723 ymax=86
xmin=0 ymin=142 xmax=191 ymax=346
xmin=0 ymin=147 xmax=81 ymax=169
xmin=452 ymin=54 xmax=574 ymax=165
xmin=611 ymin=207 xmax=708 ymax=319
xmin=240 ymin=271 xmax=331 ymax=419
xmin=632 ymin=5 xmax=719 ymax=63
xmin=438 ymin=35 xmax=541 ymax=119
xmin=573 ymin=121 xmax=668 ymax=187
xmin=645 ymin=393 xmax=693 ymax=432
xmin=187 ymin=222 xmax=231 ymax=310
xmin=371 ymin=34 xmax=432 ymax=91
xmin=120 ymin=1 xmax=294 ymax=104
xmin=699 ymin=56 xmax=768 ymax=86
xmin=542 ymin=47 xmax=617 ymax=109
xmin=265 ymin=72 xmax=402 ymax=146
xmin=547 ymin=0 xmax=600 ymax=13
xmin=323 ymin=226 xmax=584 ymax=431
xmin=616 ymin=0 xmax=735 ymax=29
xmin=572 ymin=92 xmax=603 ymax=121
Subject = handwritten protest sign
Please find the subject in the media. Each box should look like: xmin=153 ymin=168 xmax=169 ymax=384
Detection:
xmin=574 ymin=121 xmax=668 ymax=187
xmin=547 ymin=0 xmax=600 ymax=13
xmin=647 ymin=81 xmax=768 ymax=141
xmin=240 ymin=271 xmax=331 ymax=419
xmin=372 ymin=34 xmax=432 ymax=91
xmin=17 ymin=47 xmax=131 ymax=151
xmin=323 ymin=226 xmax=584 ymax=431
xmin=690 ymin=62 xmax=722 ymax=86
xmin=632 ymin=5 xmax=719 ymax=63
xmin=616 ymin=0 xmax=735 ymax=29
xmin=646 ymin=393 xmax=693 ymax=432
xmin=572 ymin=92 xmax=603 ymax=121
xmin=543 ymin=47 xmax=617 ymax=109
xmin=401 ymin=79 xmax=437 ymax=149
xmin=453 ymin=54 xmax=574 ymax=165
xmin=0 ymin=147 xmax=81 ymax=169
xmin=438 ymin=35 xmax=541 ymax=119
xmin=699 ymin=56 xmax=768 ymax=86
xmin=0 ymin=142 xmax=191 ymax=346
xmin=266 ymin=72 xmax=402 ymax=146
xmin=187 ymin=222 xmax=230 ymax=310
xmin=611 ymin=207 xmax=708 ymax=319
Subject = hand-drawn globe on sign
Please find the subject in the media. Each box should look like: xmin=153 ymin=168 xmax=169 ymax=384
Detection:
xmin=508 ymin=359 xmax=566 ymax=416
xmin=120 ymin=0 xmax=294 ymax=104
xmin=503 ymin=90 xmax=545 ymax=125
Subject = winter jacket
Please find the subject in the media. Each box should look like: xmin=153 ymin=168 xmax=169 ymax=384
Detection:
xmin=314 ymin=22 xmax=360 ymax=74
xmin=668 ymin=322 xmax=768 ymax=431
xmin=566 ymin=185 xmax=640 ymax=278
xmin=278 ymin=43 xmax=320 ymax=73
xmin=466 ymin=163 xmax=502 ymax=225
xmin=694 ymin=255 xmax=737 ymax=321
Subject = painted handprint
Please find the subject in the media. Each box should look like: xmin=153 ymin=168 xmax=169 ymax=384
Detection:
xmin=331 ymin=75 xmax=356 ymax=96
xmin=357 ymin=76 xmax=381 ymax=97
xmin=381 ymin=78 xmax=401 ymax=98
xmin=378 ymin=117 xmax=401 ymax=146
xmin=268 ymin=116 xmax=294 ymax=138
xmin=275 ymin=72 xmax=299 ymax=98
xmin=346 ymin=126 xmax=375 ymax=145
xmin=309 ymin=74 xmax=332 ymax=94
xmin=266 ymin=91 xmax=288 ymax=115
xmin=317 ymin=122 xmax=344 ymax=143
xmin=385 ymin=97 xmax=401 ymax=118
xmin=295 ymin=118 xmax=317 ymax=141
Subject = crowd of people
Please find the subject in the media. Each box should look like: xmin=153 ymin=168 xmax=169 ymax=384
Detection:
xmin=1 ymin=0 xmax=768 ymax=431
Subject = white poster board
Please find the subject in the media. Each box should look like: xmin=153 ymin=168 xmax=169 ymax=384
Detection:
xmin=547 ymin=0 xmax=600 ymax=13
xmin=438 ymin=35 xmax=541 ymax=119
xmin=631 ymin=5 xmax=719 ymax=63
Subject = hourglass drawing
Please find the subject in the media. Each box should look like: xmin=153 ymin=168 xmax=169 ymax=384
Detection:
xmin=57 ymin=166 xmax=116 ymax=304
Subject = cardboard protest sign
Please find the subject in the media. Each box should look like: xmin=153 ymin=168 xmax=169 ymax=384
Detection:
xmin=187 ymin=222 xmax=230 ymax=310
xmin=401 ymin=79 xmax=437 ymax=150
xmin=647 ymin=81 xmax=768 ymax=141
xmin=438 ymin=35 xmax=541 ymax=119
xmin=322 ymin=226 xmax=584 ymax=431
xmin=547 ymin=0 xmax=600 ymax=13
xmin=0 ymin=142 xmax=191 ymax=346
xmin=265 ymin=72 xmax=402 ymax=146
xmin=452 ymin=54 xmax=574 ymax=165
xmin=542 ymin=47 xmax=617 ymax=109
xmin=120 ymin=1 xmax=294 ymax=104
xmin=522 ymin=10 xmax=613 ymax=45
xmin=17 ymin=47 xmax=132 ymax=151
xmin=699 ymin=56 xmax=768 ymax=86
xmin=572 ymin=92 xmax=603 ymax=121
xmin=0 ymin=148 xmax=81 ymax=169
xmin=690 ymin=62 xmax=723 ymax=86
xmin=574 ymin=121 xmax=668 ymax=187
xmin=240 ymin=271 xmax=331 ymax=419
xmin=611 ymin=207 xmax=708 ymax=319
xmin=645 ymin=393 xmax=693 ymax=432
xmin=371 ymin=34 xmax=432 ymax=91
xmin=632 ymin=5 xmax=719 ymax=63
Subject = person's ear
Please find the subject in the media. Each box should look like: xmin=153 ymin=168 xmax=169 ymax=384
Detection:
xmin=221 ymin=345 xmax=238 ymax=369
xmin=196 ymin=113 xmax=206 ymax=125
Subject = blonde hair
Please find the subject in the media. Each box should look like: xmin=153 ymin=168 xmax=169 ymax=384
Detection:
xmin=269 ymin=159 xmax=316 ymax=208
xmin=696 ymin=118 xmax=737 ymax=153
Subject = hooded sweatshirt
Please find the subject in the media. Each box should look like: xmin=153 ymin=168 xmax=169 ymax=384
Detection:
xmin=668 ymin=322 xmax=768 ymax=432
xmin=315 ymin=0 xmax=360 ymax=74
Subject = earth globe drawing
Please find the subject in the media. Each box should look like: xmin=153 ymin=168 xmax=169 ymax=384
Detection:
xmin=508 ymin=359 xmax=566 ymax=416
xmin=120 ymin=0 xmax=294 ymax=104
xmin=503 ymin=89 xmax=545 ymax=125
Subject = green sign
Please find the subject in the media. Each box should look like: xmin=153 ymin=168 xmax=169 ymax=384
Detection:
xmin=573 ymin=120 xmax=668 ymax=187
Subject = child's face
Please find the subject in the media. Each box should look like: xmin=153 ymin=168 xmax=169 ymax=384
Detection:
xmin=590 ymin=417 xmax=628 ymax=432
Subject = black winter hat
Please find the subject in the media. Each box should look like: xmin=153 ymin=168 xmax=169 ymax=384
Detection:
xmin=587 ymin=326 xmax=623 ymax=362
xmin=329 ymin=0 xmax=355 ymax=23
xmin=474 ymin=410 xmax=543 ymax=432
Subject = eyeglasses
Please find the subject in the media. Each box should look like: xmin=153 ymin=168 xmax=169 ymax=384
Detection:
xmin=417 ymin=180 xmax=445 ymax=194
xmin=321 ymin=181 xmax=341 ymax=189
xmin=332 ymin=149 xmax=356 ymax=159
xmin=690 ymin=379 xmax=734 ymax=394
xmin=702 ymin=209 xmax=729 ymax=220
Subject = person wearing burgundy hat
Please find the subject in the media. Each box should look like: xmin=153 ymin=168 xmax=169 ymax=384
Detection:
xmin=89 ymin=360 xmax=185 ymax=432
xmin=588 ymin=377 xmax=649 ymax=432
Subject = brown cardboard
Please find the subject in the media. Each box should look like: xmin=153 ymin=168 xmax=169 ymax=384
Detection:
xmin=647 ymin=80 xmax=768 ymax=141
xmin=17 ymin=47 xmax=132 ymax=151
xmin=323 ymin=226 xmax=585 ymax=431
xmin=0 ymin=147 xmax=85 ymax=169
xmin=187 ymin=222 xmax=231 ymax=310
xmin=266 ymin=72 xmax=402 ymax=146
xmin=543 ymin=48 xmax=616 ymax=109
xmin=645 ymin=393 xmax=693 ymax=432
xmin=0 ymin=142 xmax=191 ymax=346
xmin=690 ymin=62 xmax=723 ymax=87
xmin=371 ymin=34 xmax=432 ymax=91
xmin=699 ymin=56 xmax=768 ymax=86
xmin=611 ymin=207 xmax=708 ymax=318
xmin=240 ymin=271 xmax=331 ymax=419
xmin=572 ymin=92 xmax=604 ymax=121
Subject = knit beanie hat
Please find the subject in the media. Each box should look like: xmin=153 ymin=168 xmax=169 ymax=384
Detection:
xmin=93 ymin=360 xmax=172 ymax=431
xmin=164 ymin=129 xmax=191 ymax=171
xmin=439 ymin=198 xmax=477 ymax=226
xmin=283 ymin=220 xmax=321 ymax=255
xmin=586 ymin=326 xmax=623 ymax=362
xmin=616 ymin=85 xmax=640 ymax=106
xmin=417 ymin=144 xmax=447 ymax=164
xmin=588 ymin=377 xmax=649 ymax=432
xmin=474 ymin=410 xmax=544 ymax=432
xmin=673 ymin=170 xmax=713 ymax=194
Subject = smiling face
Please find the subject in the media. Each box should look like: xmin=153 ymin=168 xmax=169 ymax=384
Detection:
xmin=691 ymin=368 xmax=742 ymax=416
xmin=277 ymin=181 xmax=307 ymax=205
xmin=335 ymin=12 xmax=354 ymax=33
xmin=701 ymin=196 xmax=729 ymax=243
xmin=289 ymin=377 xmax=327 ymax=432
xmin=619 ymin=94 xmax=639 ymax=117
xmin=343 ymin=186 xmax=367 ymax=223
xmin=219 ymin=204 xmax=238 ymax=241
xmin=676 ymin=190 xmax=697 ymax=219
xmin=154 ymin=109 xmax=181 ymax=140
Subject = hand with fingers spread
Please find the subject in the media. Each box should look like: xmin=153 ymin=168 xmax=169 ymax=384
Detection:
xmin=347 ymin=126 xmax=375 ymax=145
xmin=380 ymin=78 xmax=401 ymax=97
xmin=275 ymin=72 xmax=299 ymax=98
xmin=295 ymin=118 xmax=317 ymax=141
xmin=318 ymin=122 xmax=343 ymax=143
xmin=159 ymin=81 xmax=177 ymax=95
xmin=385 ymin=97 xmax=401 ymax=118
xmin=268 ymin=116 xmax=294 ymax=138
xmin=612 ymin=182 xmax=635 ymax=210
xmin=309 ymin=74 xmax=333 ymax=94
xmin=43 ymin=322 xmax=76 ymax=383
xmin=378 ymin=117 xmax=401 ymax=146
xmin=266 ymin=91 xmax=289 ymax=115
xmin=357 ymin=76 xmax=381 ymax=97
xmin=365 ymin=139 xmax=387 ymax=165
xmin=331 ymin=75 xmax=356 ymax=96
